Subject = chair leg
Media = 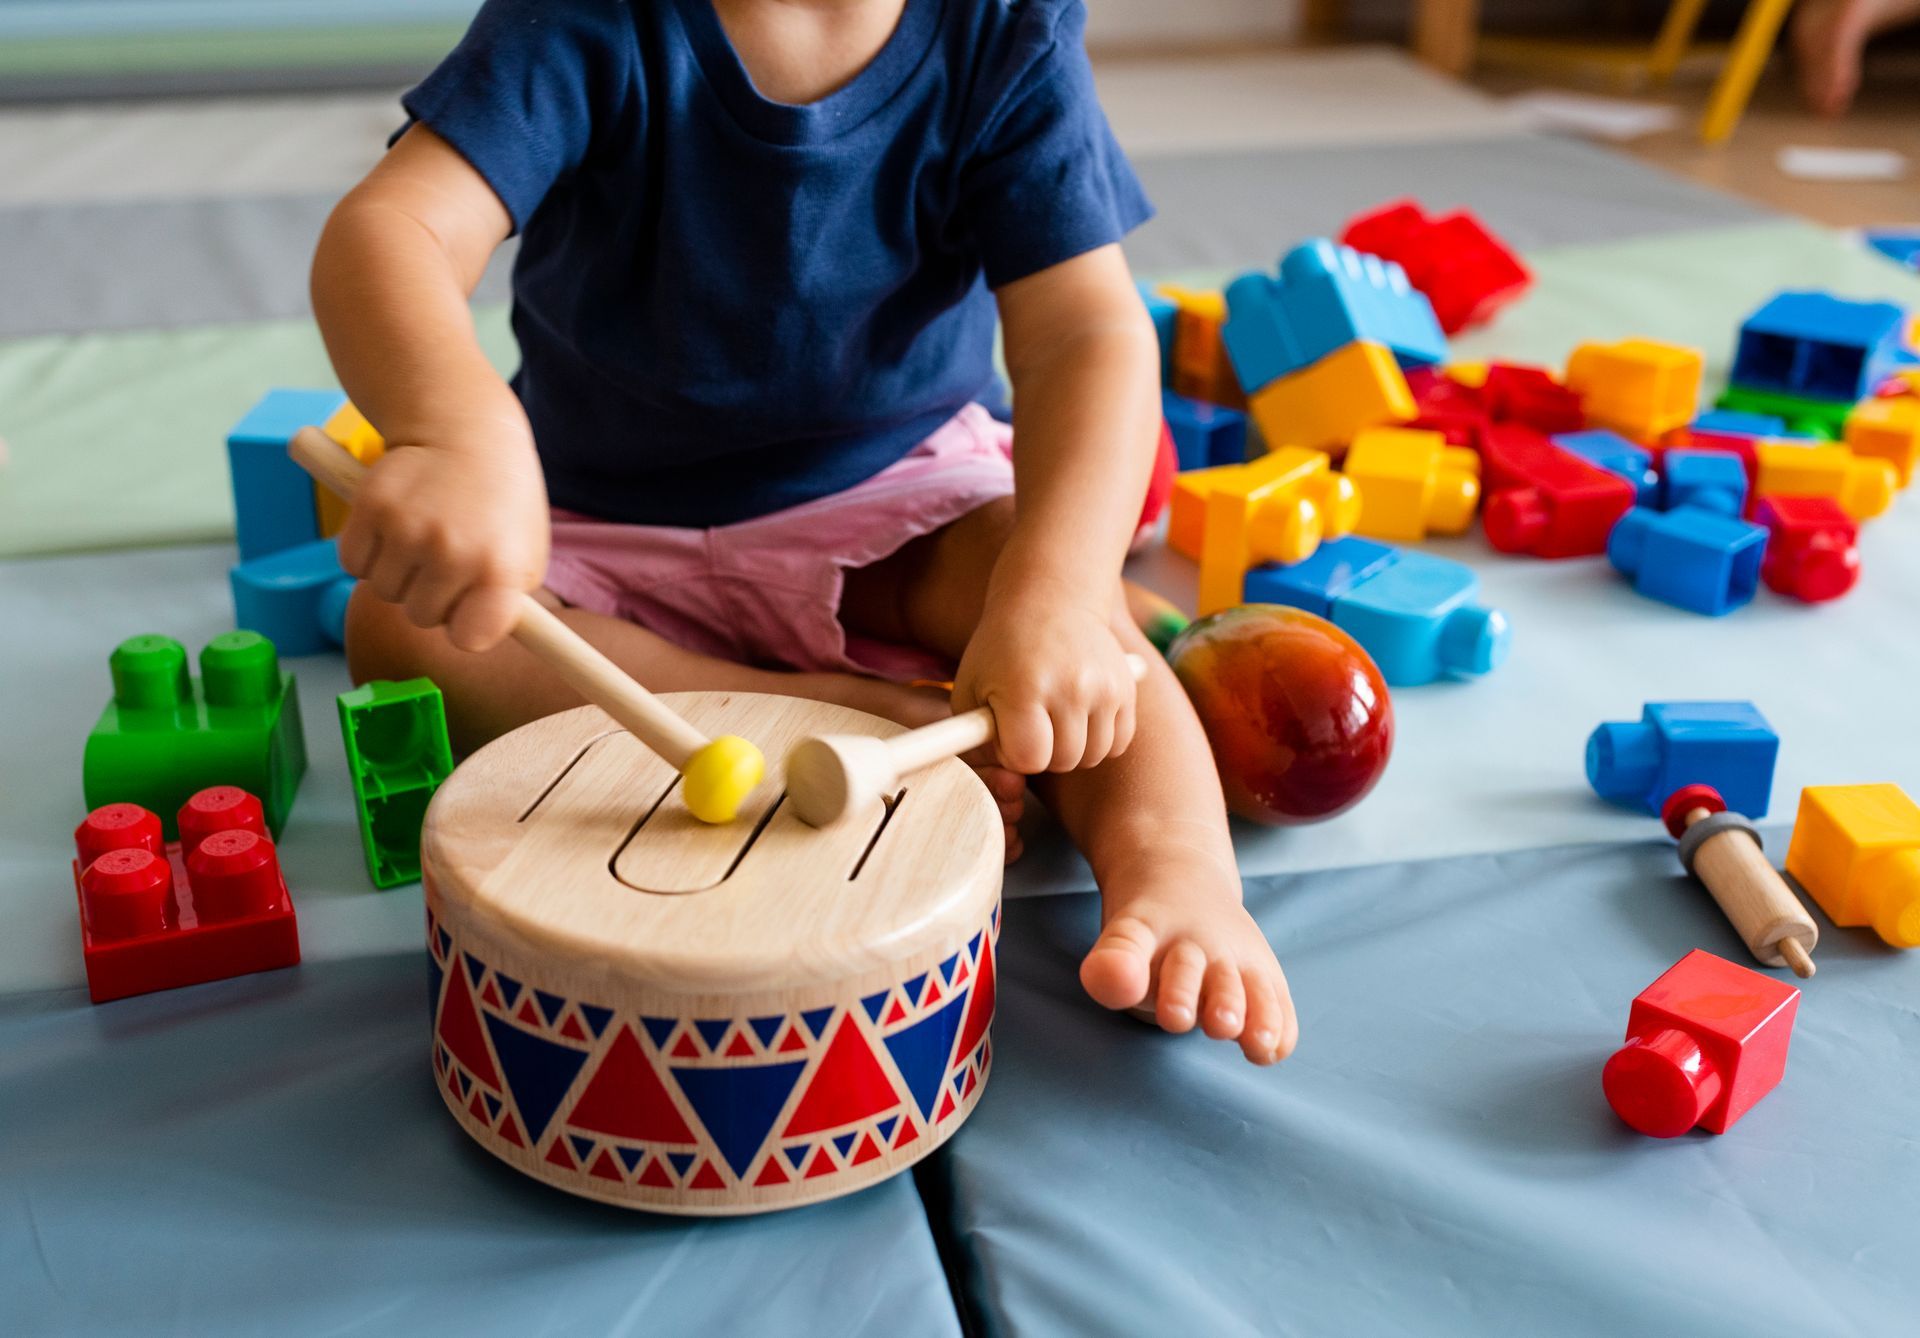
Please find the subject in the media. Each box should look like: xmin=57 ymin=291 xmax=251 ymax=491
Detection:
xmin=1413 ymin=0 xmax=1483 ymax=77
xmin=1649 ymin=0 xmax=1712 ymax=83
xmin=1700 ymin=0 xmax=1798 ymax=143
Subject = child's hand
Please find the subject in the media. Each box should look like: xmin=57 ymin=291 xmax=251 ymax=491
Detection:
xmin=336 ymin=419 xmax=550 ymax=653
xmin=952 ymin=584 xmax=1138 ymax=775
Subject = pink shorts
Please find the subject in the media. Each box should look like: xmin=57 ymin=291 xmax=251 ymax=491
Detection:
xmin=543 ymin=404 xmax=1015 ymax=682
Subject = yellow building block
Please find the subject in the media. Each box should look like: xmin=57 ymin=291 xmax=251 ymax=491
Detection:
xmin=1343 ymin=427 xmax=1480 ymax=543
xmin=1563 ymin=338 xmax=1703 ymax=440
xmin=1843 ymin=396 xmax=1920 ymax=488
xmin=1246 ymin=341 xmax=1414 ymax=453
xmin=1157 ymin=285 xmax=1243 ymax=409
xmin=315 ymin=402 xmax=386 ymax=538
xmin=1168 ymin=461 xmax=1241 ymax=560
xmin=1445 ymin=361 xmax=1489 ymax=390
xmin=1753 ymin=440 xmax=1896 ymax=521
xmin=1785 ymin=784 xmax=1920 ymax=949
xmin=1194 ymin=449 xmax=1360 ymax=617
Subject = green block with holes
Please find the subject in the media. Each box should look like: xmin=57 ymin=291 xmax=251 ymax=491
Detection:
xmin=338 ymin=678 xmax=454 ymax=889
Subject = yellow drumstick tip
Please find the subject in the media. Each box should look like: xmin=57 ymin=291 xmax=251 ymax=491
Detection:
xmin=680 ymin=735 xmax=766 ymax=824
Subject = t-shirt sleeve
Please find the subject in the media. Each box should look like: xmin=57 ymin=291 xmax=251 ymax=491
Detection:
xmin=954 ymin=3 xmax=1153 ymax=289
xmin=399 ymin=0 xmax=638 ymax=233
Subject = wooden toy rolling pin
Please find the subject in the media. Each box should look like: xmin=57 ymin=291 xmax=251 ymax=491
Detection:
xmin=786 ymin=653 xmax=1152 ymax=827
xmin=289 ymin=426 xmax=763 ymax=823
xmin=1662 ymin=783 xmax=1817 ymax=978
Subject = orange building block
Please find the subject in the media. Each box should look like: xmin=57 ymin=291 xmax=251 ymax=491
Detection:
xmin=1785 ymin=784 xmax=1920 ymax=949
xmin=1563 ymin=339 xmax=1703 ymax=440
xmin=1159 ymin=285 xmax=1245 ymax=410
xmin=1844 ymin=397 xmax=1920 ymax=487
xmin=314 ymin=402 xmax=386 ymax=538
xmin=1191 ymin=449 xmax=1360 ymax=617
xmin=1246 ymin=341 xmax=1414 ymax=453
xmin=1753 ymin=440 xmax=1896 ymax=521
xmin=1343 ymin=427 xmax=1480 ymax=542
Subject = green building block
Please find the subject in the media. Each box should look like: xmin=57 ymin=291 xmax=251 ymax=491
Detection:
xmin=82 ymin=631 xmax=307 ymax=840
xmin=1715 ymin=385 xmax=1849 ymax=440
xmin=338 ymin=679 xmax=453 ymax=889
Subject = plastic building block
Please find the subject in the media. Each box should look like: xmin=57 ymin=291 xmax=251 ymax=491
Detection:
xmin=1139 ymin=282 xmax=1178 ymax=384
xmin=1602 ymin=949 xmax=1798 ymax=1137
xmin=1586 ymin=700 xmax=1777 ymax=818
xmin=1339 ymin=200 xmax=1530 ymax=334
xmin=1244 ymin=537 xmax=1508 ymax=685
xmin=1159 ymin=285 xmax=1244 ymax=409
xmin=1608 ymin=505 xmax=1768 ymax=616
xmin=1405 ymin=365 xmax=1489 ymax=446
xmin=1564 ymin=339 xmax=1703 ymax=440
xmin=1222 ymin=239 xmax=1447 ymax=394
xmin=71 ymin=791 xmax=300 ymax=1003
xmin=1162 ymin=389 xmax=1248 ymax=472
xmin=230 ymin=538 xmax=356 ymax=657
xmin=1246 ymin=340 xmax=1415 ymax=452
xmin=82 ymin=632 xmax=307 ymax=840
xmin=339 ymin=679 xmax=454 ymax=888
xmin=1785 ymin=784 xmax=1920 ymax=948
xmin=1752 ymin=440 xmax=1896 ymax=520
xmin=1552 ymin=430 xmax=1657 ymax=507
xmin=1193 ymin=449 xmax=1361 ymax=617
xmin=1482 ymin=363 xmax=1584 ymax=434
xmin=227 ymin=388 xmax=345 ymax=562
xmin=1714 ymin=385 xmax=1846 ymax=440
xmin=1843 ymin=395 xmax=1920 ymax=486
xmin=1659 ymin=449 xmax=1748 ymax=515
xmin=1136 ymin=420 xmax=1178 ymax=550
xmin=1691 ymin=409 xmax=1787 ymax=438
xmin=1343 ymin=427 xmax=1479 ymax=542
xmin=1478 ymin=425 xmax=1636 ymax=558
xmin=1754 ymin=495 xmax=1860 ymax=602
xmin=1731 ymin=291 xmax=1907 ymax=403
xmin=313 ymin=402 xmax=386 ymax=538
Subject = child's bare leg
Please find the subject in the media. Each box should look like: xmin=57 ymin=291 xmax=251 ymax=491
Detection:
xmin=1793 ymin=0 xmax=1920 ymax=116
xmin=843 ymin=501 xmax=1297 ymax=1064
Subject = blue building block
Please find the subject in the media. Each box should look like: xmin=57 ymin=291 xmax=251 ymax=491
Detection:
xmin=1244 ymin=536 xmax=1509 ymax=685
xmin=1553 ymin=430 xmax=1658 ymax=507
xmin=1659 ymin=449 xmax=1748 ymax=516
xmin=1221 ymin=239 xmax=1448 ymax=393
xmin=1865 ymin=231 xmax=1920 ymax=270
xmin=1730 ymin=291 xmax=1908 ymax=402
xmin=1607 ymin=506 xmax=1768 ymax=616
xmin=1163 ymin=390 xmax=1248 ymax=471
xmin=1139 ymin=283 xmax=1178 ymax=385
xmin=1689 ymin=409 xmax=1790 ymax=438
xmin=228 ymin=389 xmax=346 ymax=561
xmin=230 ymin=538 xmax=357 ymax=657
xmin=1586 ymin=701 xmax=1778 ymax=818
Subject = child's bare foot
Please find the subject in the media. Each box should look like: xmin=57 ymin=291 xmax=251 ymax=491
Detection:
xmin=1793 ymin=0 xmax=1920 ymax=117
xmin=847 ymin=677 xmax=1027 ymax=861
xmin=1078 ymin=847 xmax=1297 ymax=1065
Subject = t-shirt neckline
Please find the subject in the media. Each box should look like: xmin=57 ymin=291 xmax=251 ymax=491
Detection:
xmin=672 ymin=0 xmax=946 ymax=146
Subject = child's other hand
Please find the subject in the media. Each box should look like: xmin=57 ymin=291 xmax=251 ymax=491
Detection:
xmin=336 ymin=419 xmax=550 ymax=653
xmin=952 ymin=584 xmax=1137 ymax=775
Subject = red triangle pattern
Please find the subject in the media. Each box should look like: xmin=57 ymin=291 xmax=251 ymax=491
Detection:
xmin=515 ymin=997 xmax=541 ymax=1026
xmin=850 ymin=1133 xmax=882 ymax=1166
xmin=924 ymin=977 xmax=943 ymax=1005
xmin=567 ymin=1026 xmax=697 ymax=1143
xmin=638 ymin=1158 xmax=674 ymax=1188
xmin=755 ymin=1158 xmax=790 ymax=1186
xmin=953 ymin=933 xmax=996 ymax=1064
xmin=435 ymin=956 xmax=501 ymax=1089
xmin=559 ymin=1013 xmax=587 ymax=1042
xmin=467 ymin=1091 xmax=490 ymax=1123
xmin=544 ymin=1138 xmax=575 ymax=1171
xmin=882 ymin=998 xmax=907 ymax=1025
xmin=805 ymin=1147 xmax=837 ymax=1179
xmin=589 ymin=1149 xmax=623 ymax=1181
xmin=936 ymin=1090 xmax=956 ymax=1122
xmin=954 ymin=960 xmax=970 ymax=986
xmin=778 ymin=1027 xmax=807 ymax=1053
xmin=480 ymin=979 xmax=504 ymax=1010
xmin=963 ymin=1069 xmax=978 ymax=1099
xmin=689 ymin=1162 xmax=726 ymax=1190
xmin=670 ymin=1032 xmax=701 ymax=1059
xmin=782 ymin=1017 xmax=900 ymax=1137
xmin=893 ymin=1119 xmax=919 ymax=1149
xmin=723 ymin=1031 xmax=755 ymax=1057
xmin=499 ymin=1115 xmax=525 ymax=1148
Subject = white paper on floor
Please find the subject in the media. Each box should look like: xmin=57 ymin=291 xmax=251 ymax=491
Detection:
xmin=1506 ymin=90 xmax=1680 ymax=141
xmin=1777 ymin=146 xmax=1908 ymax=182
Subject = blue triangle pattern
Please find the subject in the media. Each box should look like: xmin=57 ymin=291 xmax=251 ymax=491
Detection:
xmin=785 ymin=1144 xmax=811 ymax=1170
xmin=463 ymin=952 xmax=484 ymax=985
xmin=534 ymin=990 xmax=567 ymax=1026
xmin=495 ymin=973 xmax=523 ymax=1008
xmin=694 ymin=1018 xmax=732 ymax=1051
xmin=902 ymin=974 xmax=928 ymax=1006
xmin=860 ymin=990 xmax=889 ymax=1023
xmin=749 ymin=1015 xmax=783 ymax=1047
xmin=427 ymin=957 xmax=444 ymax=1027
xmin=801 ymin=1006 xmax=835 ymax=1039
xmin=669 ymin=1059 xmax=807 ymax=1178
xmin=482 ymin=1013 xmax=590 ymax=1144
xmin=883 ymin=991 xmax=969 ymax=1121
xmin=968 ymin=932 xmax=983 ymax=960
xmin=952 ymin=1071 xmax=966 ymax=1096
xmin=877 ymin=1116 xmax=899 ymax=1142
xmin=570 ymin=1135 xmax=595 ymax=1162
xmin=617 ymin=1146 xmax=645 ymax=1172
xmin=483 ymin=1093 xmax=502 ymax=1121
xmin=641 ymin=1016 xmax=678 ymax=1049
xmin=667 ymin=1151 xmax=696 ymax=1177
xmin=437 ymin=927 xmax=451 ymax=958
xmin=579 ymin=1004 xmax=613 ymax=1038
xmin=938 ymin=952 xmax=959 ymax=982
xmin=456 ymin=1070 xmax=471 ymax=1097
xmin=832 ymin=1131 xmax=858 ymax=1158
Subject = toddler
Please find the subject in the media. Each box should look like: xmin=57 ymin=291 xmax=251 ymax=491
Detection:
xmin=314 ymin=0 xmax=1295 ymax=1064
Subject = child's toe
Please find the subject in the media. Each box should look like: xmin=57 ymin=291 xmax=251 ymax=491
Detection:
xmin=1078 ymin=914 xmax=1155 ymax=1010
xmin=1199 ymin=958 xmax=1245 ymax=1040
xmin=1240 ymin=967 xmax=1293 ymax=1065
xmin=1152 ymin=939 xmax=1208 ymax=1032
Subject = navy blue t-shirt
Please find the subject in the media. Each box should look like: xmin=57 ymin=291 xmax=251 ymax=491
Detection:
xmin=401 ymin=0 xmax=1151 ymax=526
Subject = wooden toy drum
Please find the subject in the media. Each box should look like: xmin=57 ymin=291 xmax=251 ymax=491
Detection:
xmin=423 ymin=693 xmax=1003 ymax=1214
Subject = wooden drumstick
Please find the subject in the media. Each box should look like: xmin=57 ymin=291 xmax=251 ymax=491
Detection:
xmin=1662 ymin=783 xmax=1817 ymax=978
xmin=289 ymin=426 xmax=763 ymax=823
xmin=786 ymin=653 xmax=1152 ymax=827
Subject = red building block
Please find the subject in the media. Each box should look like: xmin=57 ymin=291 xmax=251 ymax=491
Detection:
xmin=1405 ymin=365 xmax=1490 ymax=447
xmin=1482 ymin=363 xmax=1585 ymax=434
xmin=1754 ymin=494 xmax=1860 ymax=602
xmin=1603 ymin=949 xmax=1798 ymax=1137
xmin=1478 ymin=424 xmax=1636 ymax=557
xmin=1340 ymin=200 xmax=1531 ymax=334
xmin=72 ymin=791 xmax=299 ymax=1004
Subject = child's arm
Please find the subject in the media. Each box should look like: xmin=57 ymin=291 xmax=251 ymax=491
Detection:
xmin=953 ymin=242 xmax=1162 ymax=775
xmin=310 ymin=125 xmax=550 ymax=652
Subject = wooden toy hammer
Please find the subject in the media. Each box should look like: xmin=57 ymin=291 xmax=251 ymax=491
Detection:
xmin=289 ymin=427 xmax=763 ymax=824
xmin=786 ymin=653 xmax=1151 ymax=827
xmin=1663 ymin=783 xmax=1817 ymax=978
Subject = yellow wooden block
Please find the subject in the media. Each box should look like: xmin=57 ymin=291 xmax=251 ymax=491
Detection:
xmin=1753 ymin=439 xmax=1896 ymax=521
xmin=315 ymin=402 xmax=386 ymax=538
xmin=1344 ymin=427 xmax=1480 ymax=542
xmin=1246 ymin=341 xmax=1414 ymax=452
xmin=1785 ymin=784 xmax=1920 ymax=949
xmin=1563 ymin=338 xmax=1703 ymax=440
xmin=1195 ymin=449 xmax=1359 ymax=617
xmin=1844 ymin=396 xmax=1920 ymax=488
